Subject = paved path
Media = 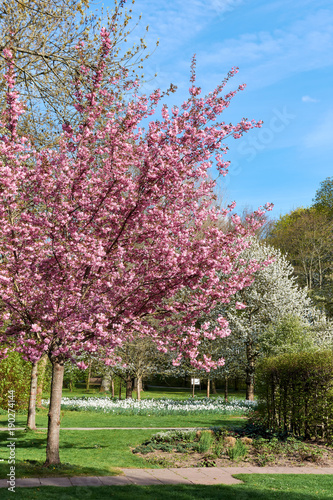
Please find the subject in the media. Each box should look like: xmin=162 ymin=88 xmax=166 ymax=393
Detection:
xmin=0 ymin=467 xmax=333 ymax=488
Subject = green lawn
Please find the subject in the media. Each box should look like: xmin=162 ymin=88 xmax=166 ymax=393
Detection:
xmin=0 ymin=429 xmax=161 ymax=478
xmin=0 ymin=410 xmax=246 ymax=428
xmin=0 ymin=409 xmax=247 ymax=428
xmin=59 ymin=386 xmax=247 ymax=400
xmin=1 ymin=475 xmax=333 ymax=500
xmin=0 ymin=393 xmax=248 ymax=479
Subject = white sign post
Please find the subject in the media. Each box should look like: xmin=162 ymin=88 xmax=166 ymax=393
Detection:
xmin=191 ymin=378 xmax=200 ymax=397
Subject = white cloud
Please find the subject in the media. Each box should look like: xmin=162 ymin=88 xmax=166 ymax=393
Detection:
xmin=302 ymin=96 xmax=319 ymax=103
xmin=194 ymin=9 xmax=333 ymax=90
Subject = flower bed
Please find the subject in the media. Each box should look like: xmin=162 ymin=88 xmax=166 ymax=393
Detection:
xmin=41 ymin=396 xmax=257 ymax=415
xmin=131 ymin=428 xmax=333 ymax=468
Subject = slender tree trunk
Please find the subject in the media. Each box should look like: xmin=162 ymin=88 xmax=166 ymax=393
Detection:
xmin=45 ymin=359 xmax=64 ymax=465
xmin=36 ymin=355 xmax=48 ymax=408
xmin=192 ymin=378 xmax=195 ymax=397
xmin=126 ymin=375 xmax=133 ymax=399
xmin=111 ymin=378 xmax=115 ymax=397
xmin=211 ymin=379 xmax=217 ymax=394
xmin=86 ymin=360 xmax=92 ymax=390
xmin=137 ymin=376 xmax=142 ymax=401
xmin=224 ymin=376 xmax=229 ymax=402
xmin=246 ymin=341 xmax=255 ymax=401
xmin=119 ymin=380 xmax=122 ymax=400
xmin=27 ymin=362 xmax=38 ymax=430
xmin=206 ymin=378 xmax=210 ymax=398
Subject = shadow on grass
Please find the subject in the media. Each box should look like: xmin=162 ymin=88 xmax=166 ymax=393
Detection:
xmin=0 ymin=458 xmax=120 ymax=478
xmin=0 ymin=431 xmax=120 ymax=478
xmin=1 ymin=483 xmax=333 ymax=500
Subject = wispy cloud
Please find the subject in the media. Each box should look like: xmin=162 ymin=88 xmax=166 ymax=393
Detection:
xmin=196 ymin=9 xmax=333 ymax=90
xmin=302 ymin=96 xmax=319 ymax=103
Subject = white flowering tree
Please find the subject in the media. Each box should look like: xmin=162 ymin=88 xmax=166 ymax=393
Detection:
xmin=204 ymin=238 xmax=312 ymax=400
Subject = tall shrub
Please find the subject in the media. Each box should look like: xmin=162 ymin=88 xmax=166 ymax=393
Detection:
xmin=256 ymin=351 xmax=333 ymax=441
xmin=0 ymin=351 xmax=31 ymax=411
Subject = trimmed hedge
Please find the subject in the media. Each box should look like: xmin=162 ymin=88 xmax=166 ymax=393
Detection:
xmin=256 ymin=350 xmax=333 ymax=441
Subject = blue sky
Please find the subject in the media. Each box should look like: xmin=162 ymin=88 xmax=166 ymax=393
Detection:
xmin=105 ymin=0 xmax=333 ymax=219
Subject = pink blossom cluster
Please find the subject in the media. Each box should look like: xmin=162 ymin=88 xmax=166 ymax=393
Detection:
xmin=0 ymin=33 xmax=272 ymax=371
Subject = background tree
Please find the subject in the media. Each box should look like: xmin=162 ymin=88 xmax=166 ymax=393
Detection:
xmin=0 ymin=0 xmax=153 ymax=147
xmin=202 ymin=238 xmax=312 ymax=400
xmin=105 ymin=337 xmax=162 ymax=400
xmin=268 ymin=207 xmax=333 ymax=316
xmin=313 ymin=176 xmax=333 ymax=219
xmin=260 ymin=314 xmax=315 ymax=358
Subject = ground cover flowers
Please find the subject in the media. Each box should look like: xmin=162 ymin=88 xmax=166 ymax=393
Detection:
xmin=41 ymin=396 xmax=257 ymax=415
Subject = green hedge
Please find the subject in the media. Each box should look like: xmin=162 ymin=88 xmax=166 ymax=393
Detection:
xmin=256 ymin=351 xmax=333 ymax=441
xmin=0 ymin=351 xmax=31 ymax=411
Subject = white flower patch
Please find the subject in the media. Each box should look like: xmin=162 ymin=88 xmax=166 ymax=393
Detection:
xmin=41 ymin=396 xmax=257 ymax=415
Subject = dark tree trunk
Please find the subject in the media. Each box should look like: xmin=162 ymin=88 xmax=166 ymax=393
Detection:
xmin=45 ymin=359 xmax=64 ymax=465
xmin=119 ymin=380 xmax=122 ymax=400
xmin=234 ymin=376 xmax=239 ymax=392
xmin=211 ymin=379 xmax=217 ymax=394
xmin=125 ymin=375 xmax=133 ymax=399
xmin=27 ymin=362 xmax=38 ymax=430
xmin=86 ymin=360 xmax=92 ymax=390
xmin=224 ymin=376 xmax=229 ymax=402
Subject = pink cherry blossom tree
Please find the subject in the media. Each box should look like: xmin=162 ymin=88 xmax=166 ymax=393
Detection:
xmin=0 ymin=30 xmax=272 ymax=464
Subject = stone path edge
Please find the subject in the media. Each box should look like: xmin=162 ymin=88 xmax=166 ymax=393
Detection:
xmin=0 ymin=467 xmax=333 ymax=488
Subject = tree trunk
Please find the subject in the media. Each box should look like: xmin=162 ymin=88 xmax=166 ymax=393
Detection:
xmin=224 ymin=376 xmax=228 ymax=402
xmin=211 ymin=379 xmax=217 ymax=394
xmin=137 ymin=376 xmax=142 ymax=401
xmin=86 ymin=360 xmax=92 ymax=390
xmin=27 ymin=362 xmax=38 ymax=430
xmin=111 ymin=378 xmax=115 ymax=397
xmin=100 ymin=373 xmax=111 ymax=392
xmin=206 ymin=378 xmax=210 ymax=398
xmin=246 ymin=341 xmax=255 ymax=401
xmin=45 ymin=359 xmax=64 ymax=465
xmin=119 ymin=380 xmax=122 ymax=400
xmin=234 ymin=376 xmax=239 ymax=392
xmin=125 ymin=375 xmax=133 ymax=399
xmin=192 ymin=378 xmax=195 ymax=397
xmin=36 ymin=355 xmax=48 ymax=408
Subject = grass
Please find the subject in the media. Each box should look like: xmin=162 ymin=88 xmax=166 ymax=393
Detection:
xmin=0 ymin=408 xmax=246 ymax=428
xmin=59 ymin=386 xmax=248 ymax=400
xmin=0 ymin=475 xmax=333 ymax=499
xmin=0 ymin=389 xmax=249 ymax=479
xmin=0 ymin=428 xmax=162 ymax=478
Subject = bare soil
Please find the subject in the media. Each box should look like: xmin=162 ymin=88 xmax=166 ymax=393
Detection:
xmin=133 ymin=440 xmax=333 ymax=468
